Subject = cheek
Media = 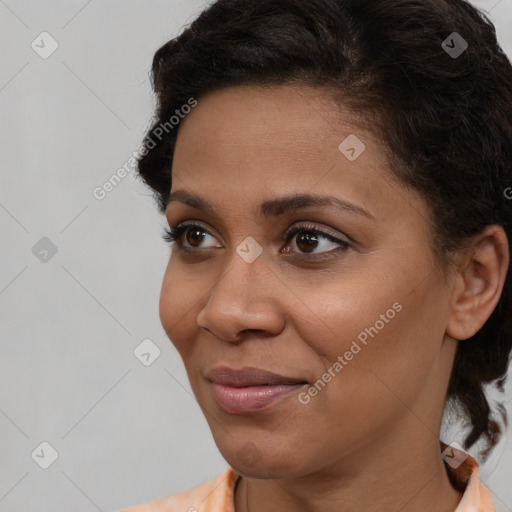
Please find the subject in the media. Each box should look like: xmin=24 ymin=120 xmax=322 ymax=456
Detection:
xmin=288 ymin=272 xmax=399 ymax=362
xmin=158 ymin=260 xmax=201 ymax=358
xmin=292 ymin=262 xmax=440 ymax=401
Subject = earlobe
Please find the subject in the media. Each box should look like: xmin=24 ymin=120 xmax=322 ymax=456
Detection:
xmin=445 ymin=225 xmax=509 ymax=341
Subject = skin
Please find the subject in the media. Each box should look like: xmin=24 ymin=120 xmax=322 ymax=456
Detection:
xmin=159 ymin=84 xmax=509 ymax=512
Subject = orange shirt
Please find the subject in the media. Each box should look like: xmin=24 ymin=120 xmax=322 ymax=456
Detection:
xmin=117 ymin=445 xmax=495 ymax=512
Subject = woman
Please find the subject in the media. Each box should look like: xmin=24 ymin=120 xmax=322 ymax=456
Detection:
xmin=119 ymin=0 xmax=512 ymax=510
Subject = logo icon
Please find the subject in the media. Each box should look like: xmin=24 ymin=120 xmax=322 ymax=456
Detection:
xmin=442 ymin=32 xmax=468 ymax=59
xmin=31 ymin=441 xmax=59 ymax=469
xmin=236 ymin=442 xmax=262 ymax=468
xmin=134 ymin=338 xmax=161 ymax=366
xmin=441 ymin=441 xmax=469 ymax=469
xmin=236 ymin=237 xmax=263 ymax=264
xmin=338 ymin=134 xmax=366 ymax=161
xmin=32 ymin=237 xmax=58 ymax=263
xmin=31 ymin=32 xmax=59 ymax=59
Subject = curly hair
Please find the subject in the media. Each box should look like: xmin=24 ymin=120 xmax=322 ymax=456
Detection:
xmin=135 ymin=0 xmax=512 ymax=463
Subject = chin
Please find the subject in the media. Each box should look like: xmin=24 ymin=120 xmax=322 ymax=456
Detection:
xmin=223 ymin=446 xmax=308 ymax=479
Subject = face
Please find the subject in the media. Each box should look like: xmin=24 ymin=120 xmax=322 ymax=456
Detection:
xmin=160 ymin=84 xmax=457 ymax=479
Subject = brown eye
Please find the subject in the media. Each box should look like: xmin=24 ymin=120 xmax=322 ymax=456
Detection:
xmin=295 ymin=231 xmax=320 ymax=253
xmin=162 ymin=222 xmax=220 ymax=249
xmin=283 ymin=224 xmax=351 ymax=256
xmin=185 ymin=227 xmax=207 ymax=247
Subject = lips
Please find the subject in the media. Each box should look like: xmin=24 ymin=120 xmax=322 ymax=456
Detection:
xmin=205 ymin=366 xmax=308 ymax=414
xmin=205 ymin=366 xmax=307 ymax=387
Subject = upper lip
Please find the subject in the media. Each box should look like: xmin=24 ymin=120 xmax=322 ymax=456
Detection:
xmin=205 ymin=366 xmax=307 ymax=387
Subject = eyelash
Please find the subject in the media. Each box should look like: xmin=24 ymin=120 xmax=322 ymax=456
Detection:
xmin=161 ymin=221 xmax=351 ymax=258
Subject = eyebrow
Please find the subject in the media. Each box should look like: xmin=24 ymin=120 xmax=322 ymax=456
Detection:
xmin=166 ymin=190 xmax=375 ymax=221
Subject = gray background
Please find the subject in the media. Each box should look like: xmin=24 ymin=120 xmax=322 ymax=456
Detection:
xmin=1 ymin=1 xmax=511 ymax=511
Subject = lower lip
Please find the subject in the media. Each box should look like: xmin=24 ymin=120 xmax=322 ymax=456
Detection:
xmin=211 ymin=382 xmax=306 ymax=414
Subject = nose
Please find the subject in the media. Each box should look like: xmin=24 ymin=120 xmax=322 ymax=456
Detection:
xmin=196 ymin=250 xmax=285 ymax=343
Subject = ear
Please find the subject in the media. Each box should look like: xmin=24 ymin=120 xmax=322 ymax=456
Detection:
xmin=446 ymin=225 xmax=509 ymax=341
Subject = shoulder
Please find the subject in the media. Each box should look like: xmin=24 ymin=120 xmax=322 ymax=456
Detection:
xmin=114 ymin=466 xmax=239 ymax=512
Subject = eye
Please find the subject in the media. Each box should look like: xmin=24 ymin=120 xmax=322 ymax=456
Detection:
xmin=162 ymin=221 xmax=220 ymax=249
xmin=162 ymin=221 xmax=351 ymax=257
xmin=282 ymin=222 xmax=350 ymax=257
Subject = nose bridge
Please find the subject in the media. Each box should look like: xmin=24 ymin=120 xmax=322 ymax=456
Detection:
xmin=197 ymin=241 xmax=284 ymax=339
xmin=211 ymin=240 xmax=268 ymax=305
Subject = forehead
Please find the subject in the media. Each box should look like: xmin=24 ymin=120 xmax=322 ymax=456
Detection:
xmin=169 ymin=84 xmax=429 ymax=229
xmin=176 ymin=84 xmax=371 ymax=156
